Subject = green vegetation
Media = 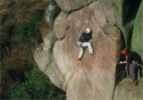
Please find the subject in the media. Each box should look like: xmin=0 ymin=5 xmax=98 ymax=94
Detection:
xmin=0 ymin=1 xmax=66 ymax=99
xmin=17 ymin=15 xmax=41 ymax=37
xmin=132 ymin=0 xmax=143 ymax=57
xmin=6 ymin=67 xmax=66 ymax=100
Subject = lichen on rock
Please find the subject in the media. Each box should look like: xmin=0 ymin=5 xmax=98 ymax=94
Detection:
xmin=45 ymin=3 xmax=61 ymax=28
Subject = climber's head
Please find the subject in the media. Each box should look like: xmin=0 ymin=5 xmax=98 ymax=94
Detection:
xmin=85 ymin=28 xmax=91 ymax=34
xmin=121 ymin=49 xmax=128 ymax=56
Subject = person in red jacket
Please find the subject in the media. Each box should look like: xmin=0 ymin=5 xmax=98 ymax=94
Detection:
xmin=119 ymin=49 xmax=138 ymax=83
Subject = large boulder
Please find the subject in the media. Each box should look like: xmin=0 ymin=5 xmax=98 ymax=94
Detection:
xmin=99 ymin=0 xmax=116 ymax=24
xmin=34 ymin=31 xmax=64 ymax=89
xmin=53 ymin=23 xmax=122 ymax=100
xmin=55 ymin=0 xmax=96 ymax=12
xmin=52 ymin=2 xmax=122 ymax=100
xmin=34 ymin=44 xmax=65 ymax=89
xmin=45 ymin=3 xmax=60 ymax=28
xmin=43 ymin=32 xmax=57 ymax=51
xmin=34 ymin=0 xmax=143 ymax=100
xmin=54 ymin=11 xmax=69 ymax=40
xmin=114 ymin=78 xmax=143 ymax=100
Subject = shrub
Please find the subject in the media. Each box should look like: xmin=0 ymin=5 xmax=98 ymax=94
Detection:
xmin=6 ymin=67 xmax=66 ymax=100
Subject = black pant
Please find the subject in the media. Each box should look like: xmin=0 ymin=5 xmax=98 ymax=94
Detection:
xmin=129 ymin=63 xmax=138 ymax=80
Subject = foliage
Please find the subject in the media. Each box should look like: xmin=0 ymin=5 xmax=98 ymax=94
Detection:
xmin=1 ymin=14 xmax=65 ymax=99
xmin=17 ymin=16 xmax=41 ymax=37
xmin=0 ymin=4 xmax=43 ymax=99
xmin=0 ymin=0 xmax=63 ymax=99
xmin=6 ymin=67 xmax=66 ymax=100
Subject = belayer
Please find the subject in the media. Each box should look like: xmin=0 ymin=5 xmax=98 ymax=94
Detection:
xmin=119 ymin=49 xmax=139 ymax=83
xmin=77 ymin=28 xmax=94 ymax=60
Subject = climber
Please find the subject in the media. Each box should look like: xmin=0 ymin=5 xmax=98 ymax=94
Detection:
xmin=119 ymin=49 xmax=138 ymax=83
xmin=77 ymin=28 xmax=94 ymax=60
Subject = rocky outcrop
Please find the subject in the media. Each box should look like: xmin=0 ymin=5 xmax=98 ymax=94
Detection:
xmin=114 ymin=78 xmax=143 ymax=100
xmin=54 ymin=11 xmax=69 ymax=40
xmin=43 ymin=32 xmax=57 ymax=51
xmin=34 ymin=42 xmax=65 ymax=89
xmin=34 ymin=0 xmax=143 ymax=100
xmin=45 ymin=3 xmax=60 ymax=28
xmin=55 ymin=0 xmax=96 ymax=12
xmin=53 ymin=23 xmax=122 ymax=100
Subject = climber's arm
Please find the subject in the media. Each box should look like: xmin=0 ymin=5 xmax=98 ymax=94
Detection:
xmin=119 ymin=55 xmax=128 ymax=64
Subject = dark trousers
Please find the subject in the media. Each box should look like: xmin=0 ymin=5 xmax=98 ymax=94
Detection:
xmin=129 ymin=63 xmax=138 ymax=80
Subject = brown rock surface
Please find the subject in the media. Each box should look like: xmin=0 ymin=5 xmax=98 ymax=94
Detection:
xmin=34 ymin=45 xmax=65 ymax=89
xmin=114 ymin=78 xmax=143 ymax=100
xmin=45 ymin=3 xmax=60 ymax=28
xmin=54 ymin=11 xmax=69 ymax=40
xmin=52 ymin=2 xmax=122 ymax=100
xmin=43 ymin=32 xmax=57 ymax=51
xmin=55 ymin=0 xmax=96 ymax=12
xmin=34 ymin=0 xmax=143 ymax=100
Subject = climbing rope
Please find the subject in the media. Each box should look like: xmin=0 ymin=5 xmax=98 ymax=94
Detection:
xmin=133 ymin=61 xmax=143 ymax=68
xmin=117 ymin=61 xmax=143 ymax=68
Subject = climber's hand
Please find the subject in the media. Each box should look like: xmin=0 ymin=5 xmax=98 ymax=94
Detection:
xmin=119 ymin=61 xmax=123 ymax=64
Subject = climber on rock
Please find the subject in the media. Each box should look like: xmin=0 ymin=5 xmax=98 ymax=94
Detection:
xmin=77 ymin=28 xmax=94 ymax=60
xmin=119 ymin=49 xmax=138 ymax=83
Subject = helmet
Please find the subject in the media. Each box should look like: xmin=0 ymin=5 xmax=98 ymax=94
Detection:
xmin=121 ymin=49 xmax=128 ymax=55
xmin=85 ymin=28 xmax=91 ymax=34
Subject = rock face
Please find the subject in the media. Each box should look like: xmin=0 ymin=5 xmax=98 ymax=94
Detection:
xmin=34 ymin=0 xmax=143 ymax=100
xmin=114 ymin=78 xmax=143 ymax=100
xmin=45 ymin=3 xmax=60 ymax=28
xmin=55 ymin=0 xmax=96 ymax=12
xmin=54 ymin=11 xmax=69 ymax=40
xmin=53 ymin=23 xmax=122 ymax=100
